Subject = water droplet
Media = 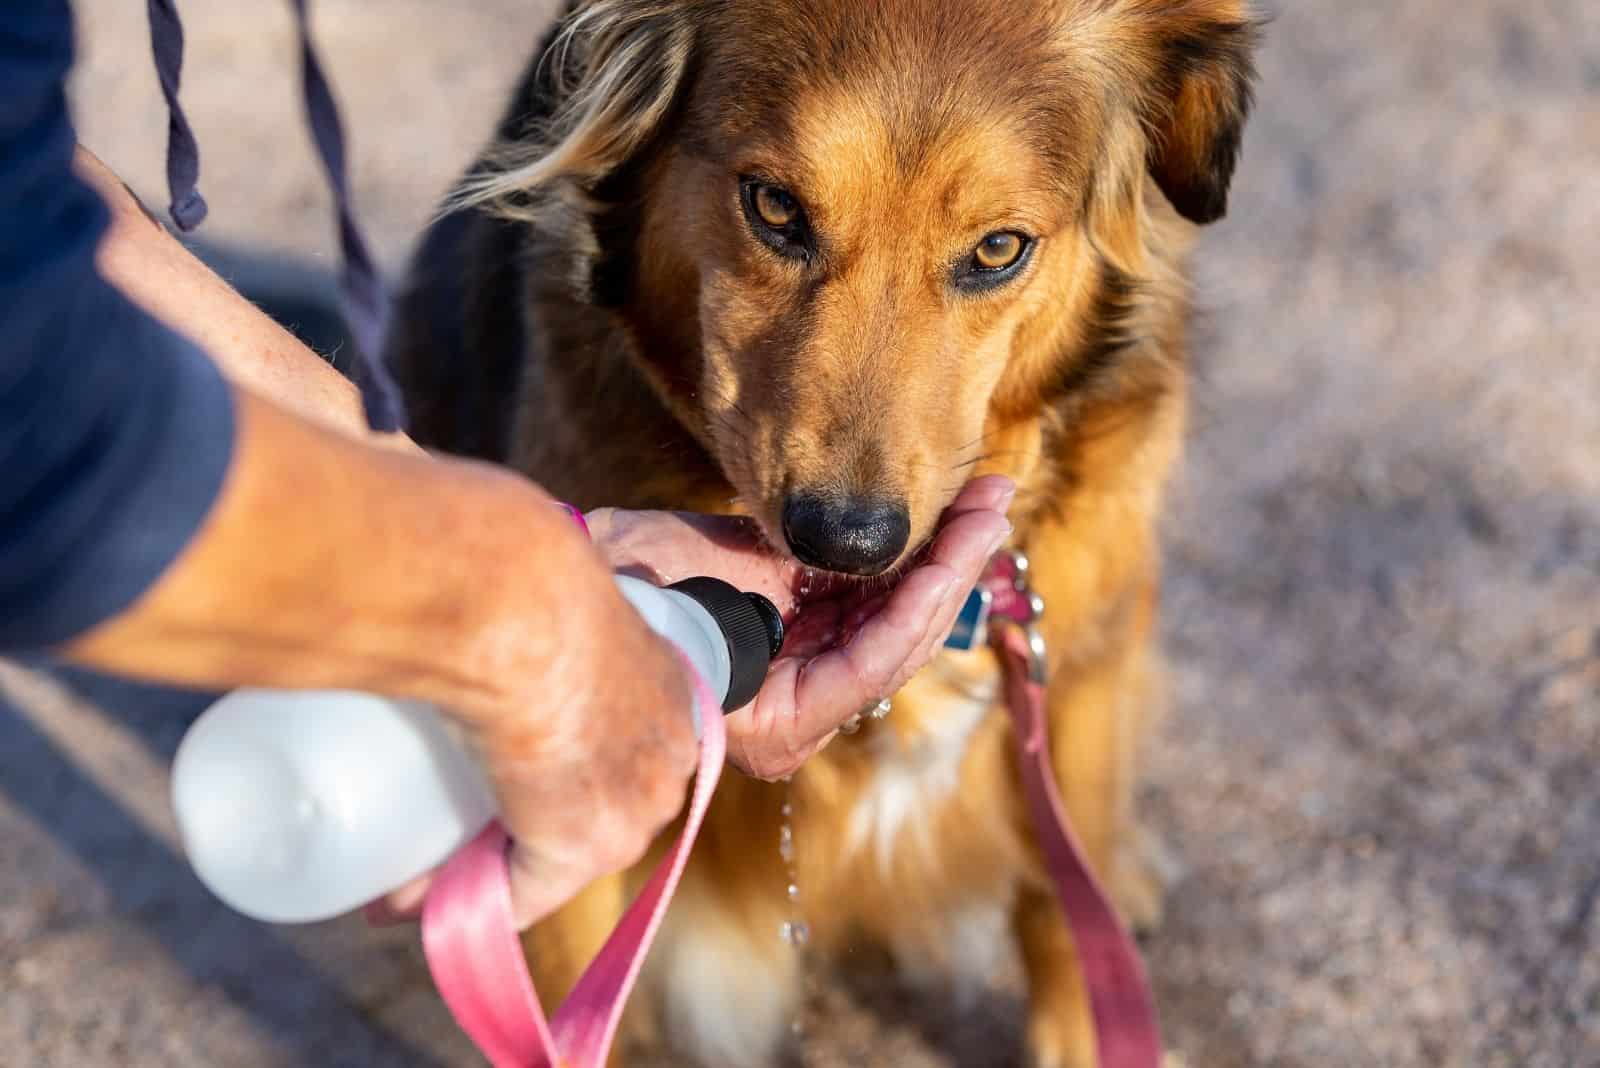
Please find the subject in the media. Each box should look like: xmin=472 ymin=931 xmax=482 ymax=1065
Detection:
xmin=797 ymin=568 xmax=821 ymax=599
xmin=776 ymin=780 xmax=809 ymax=1044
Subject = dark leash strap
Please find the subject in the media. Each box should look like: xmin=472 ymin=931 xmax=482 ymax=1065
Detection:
xmin=144 ymin=0 xmax=206 ymax=231
xmin=144 ymin=0 xmax=406 ymax=433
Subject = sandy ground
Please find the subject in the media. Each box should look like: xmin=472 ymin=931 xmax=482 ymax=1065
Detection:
xmin=3 ymin=1 xmax=1597 ymax=1065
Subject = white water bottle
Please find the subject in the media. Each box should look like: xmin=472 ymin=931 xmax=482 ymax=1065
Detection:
xmin=170 ymin=574 xmax=782 ymax=925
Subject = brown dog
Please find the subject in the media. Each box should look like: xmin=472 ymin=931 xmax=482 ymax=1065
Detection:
xmin=387 ymin=2 xmax=1257 ymax=1064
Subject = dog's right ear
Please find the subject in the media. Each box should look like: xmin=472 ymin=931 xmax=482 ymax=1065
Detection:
xmin=449 ymin=1 xmax=696 ymax=216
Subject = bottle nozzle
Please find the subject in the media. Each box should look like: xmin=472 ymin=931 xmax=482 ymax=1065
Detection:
xmin=666 ymin=578 xmax=784 ymax=711
xmin=745 ymin=592 xmax=786 ymax=659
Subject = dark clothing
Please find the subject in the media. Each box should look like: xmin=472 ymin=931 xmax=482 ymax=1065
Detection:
xmin=0 ymin=0 xmax=235 ymax=649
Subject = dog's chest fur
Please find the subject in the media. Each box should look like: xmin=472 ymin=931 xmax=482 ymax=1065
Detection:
xmin=791 ymin=649 xmax=1031 ymax=968
xmin=844 ymin=673 xmax=997 ymax=870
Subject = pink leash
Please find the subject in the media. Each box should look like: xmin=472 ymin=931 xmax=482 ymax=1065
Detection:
xmin=418 ymin=521 xmax=1160 ymax=1068
xmin=996 ymin=627 xmax=1163 ymax=1068
xmin=420 ymin=503 xmax=727 ymax=1067
xmin=421 ymin=660 xmax=724 ymax=1068
xmin=986 ymin=557 xmax=1165 ymax=1068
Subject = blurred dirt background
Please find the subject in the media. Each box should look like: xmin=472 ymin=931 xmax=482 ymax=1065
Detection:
xmin=3 ymin=1 xmax=1597 ymax=1065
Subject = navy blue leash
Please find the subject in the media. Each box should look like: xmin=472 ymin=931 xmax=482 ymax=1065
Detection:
xmin=144 ymin=0 xmax=406 ymax=433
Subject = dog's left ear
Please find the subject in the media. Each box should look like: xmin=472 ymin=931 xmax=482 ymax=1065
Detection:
xmin=1143 ymin=6 xmax=1259 ymax=225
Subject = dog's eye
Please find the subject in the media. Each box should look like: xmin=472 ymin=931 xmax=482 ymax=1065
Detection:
xmin=740 ymin=178 xmax=813 ymax=260
xmin=753 ymin=184 xmax=798 ymax=228
xmin=953 ymin=231 xmax=1034 ymax=292
xmin=974 ymin=232 xmax=1026 ymax=270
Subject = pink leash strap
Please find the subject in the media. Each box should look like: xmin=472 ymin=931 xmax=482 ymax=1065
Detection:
xmin=419 ymin=510 xmax=1154 ymax=1067
xmin=421 ymin=662 xmax=723 ymax=1068
xmin=998 ymin=625 xmax=1164 ymax=1068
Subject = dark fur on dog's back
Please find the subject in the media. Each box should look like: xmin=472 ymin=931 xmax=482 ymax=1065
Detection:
xmin=386 ymin=12 xmax=571 ymax=462
xmin=387 ymin=3 xmax=1256 ymax=1064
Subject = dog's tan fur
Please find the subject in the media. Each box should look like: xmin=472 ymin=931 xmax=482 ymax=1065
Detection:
xmin=387 ymin=2 xmax=1256 ymax=1063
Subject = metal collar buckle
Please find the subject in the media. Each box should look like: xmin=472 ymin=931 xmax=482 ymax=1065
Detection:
xmin=944 ymin=549 xmax=1049 ymax=685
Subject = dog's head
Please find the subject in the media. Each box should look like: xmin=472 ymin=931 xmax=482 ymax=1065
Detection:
xmin=464 ymin=0 xmax=1256 ymax=575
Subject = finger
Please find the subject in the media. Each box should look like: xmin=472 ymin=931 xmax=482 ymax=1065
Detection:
xmin=362 ymin=842 xmax=601 ymax=931
xmin=506 ymin=846 xmax=600 ymax=930
xmin=922 ymin=500 xmax=1013 ymax=576
xmin=937 ymin=474 xmax=1016 ymax=523
xmin=500 ymin=771 xmax=684 ymax=929
xmin=901 ymin=506 xmax=1013 ymax=655
xmin=365 ymin=869 xmax=435 ymax=926
xmin=363 ymin=900 xmax=408 ymax=927
xmin=596 ymin=509 xmax=797 ymax=602
xmin=505 ymin=785 xmax=680 ymax=927
xmin=803 ymin=508 xmax=1008 ymax=701
xmin=778 ymin=508 xmax=1007 ymax=731
xmin=726 ymin=656 xmax=829 ymax=779
xmin=725 ymin=498 xmax=1011 ymax=778
xmin=789 ymin=563 xmax=964 ymax=729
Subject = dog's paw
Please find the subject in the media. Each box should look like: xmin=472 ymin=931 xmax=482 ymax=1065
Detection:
xmin=1111 ymin=829 xmax=1179 ymax=936
xmin=1024 ymin=1013 xmax=1098 ymax=1068
xmin=1111 ymin=855 xmax=1166 ymax=936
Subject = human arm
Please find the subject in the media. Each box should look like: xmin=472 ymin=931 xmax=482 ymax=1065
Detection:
xmin=73 ymin=144 xmax=416 ymax=451
xmin=65 ymin=387 xmax=701 ymax=928
xmin=2 ymin=0 xmax=695 ymax=927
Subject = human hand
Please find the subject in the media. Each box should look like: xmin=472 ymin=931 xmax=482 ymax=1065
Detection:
xmin=584 ymin=475 xmax=1015 ymax=779
xmin=367 ymin=474 xmax=1010 ymax=929
xmin=367 ymin=483 xmax=701 ymax=930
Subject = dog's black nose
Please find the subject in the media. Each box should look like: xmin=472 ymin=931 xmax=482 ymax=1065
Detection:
xmin=782 ymin=494 xmax=911 ymax=576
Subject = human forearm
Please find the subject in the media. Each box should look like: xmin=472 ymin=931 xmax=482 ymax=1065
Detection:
xmin=73 ymin=145 xmax=413 ymax=451
xmin=63 ymin=386 xmax=598 ymax=719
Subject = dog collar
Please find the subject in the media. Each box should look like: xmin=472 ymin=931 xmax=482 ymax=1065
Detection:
xmin=944 ymin=548 xmax=1047 ymax=682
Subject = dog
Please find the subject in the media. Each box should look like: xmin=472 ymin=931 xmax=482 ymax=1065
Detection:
xmin=386 ymin=2 xmax=1257 ymax=1064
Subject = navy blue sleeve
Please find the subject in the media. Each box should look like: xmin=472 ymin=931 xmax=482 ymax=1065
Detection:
xmin=0 ymin=0 xmax=236 ymax=651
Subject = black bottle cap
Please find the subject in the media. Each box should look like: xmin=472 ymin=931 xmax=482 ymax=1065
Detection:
xmin=666 ymin=577 xmax=784 ymax=712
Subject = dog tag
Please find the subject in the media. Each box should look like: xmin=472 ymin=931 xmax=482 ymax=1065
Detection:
xmin=943 ymin=585 xmax=993 ymax=652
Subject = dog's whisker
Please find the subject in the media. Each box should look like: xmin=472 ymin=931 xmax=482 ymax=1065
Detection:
xmin=954 ymin=429 xmax=1000 ymax=454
